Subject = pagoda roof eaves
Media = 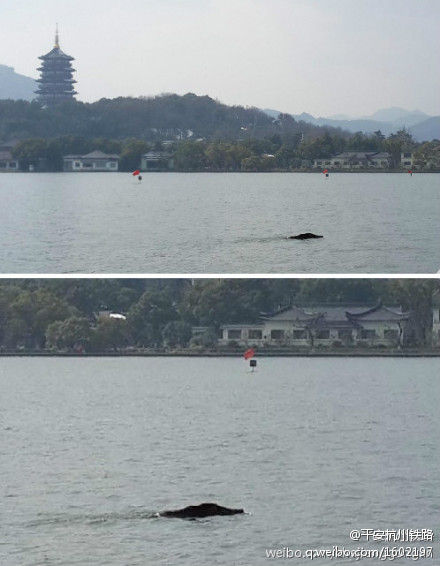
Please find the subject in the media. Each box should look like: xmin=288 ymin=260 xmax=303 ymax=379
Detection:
xmin=39 ymin=47 xmax=74 ymax=61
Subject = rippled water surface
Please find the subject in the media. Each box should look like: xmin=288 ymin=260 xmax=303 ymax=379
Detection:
xmin=1 ymin=357 xmax=439 ymax=565
xmin=0 ymin=172 xmax=438 ymax=272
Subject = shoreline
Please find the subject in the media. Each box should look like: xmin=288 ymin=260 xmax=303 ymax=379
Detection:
xmin=1 ymin=170 xmax=440 ymax=174
xmin=1 ymin=350 xmax=439 ymax=358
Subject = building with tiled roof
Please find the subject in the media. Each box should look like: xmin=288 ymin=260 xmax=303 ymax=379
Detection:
xmin=0 ymin=150 xmax=19 ymax=171
xmin=314 ymin=151 xmax=391 ymax=170
xmin=219 ymin=303 xmax=410 ymax=348
xmin=432 ymin=291 xmax=440 ymax=348
xmin=140 ymin=151 xmax=174 ymax=171
xmin=63 ymin=150 xmax=119 ymax=171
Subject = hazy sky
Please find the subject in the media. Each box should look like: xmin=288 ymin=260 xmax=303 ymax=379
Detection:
xmin=1 ymin=0 xmax=439 ymax=116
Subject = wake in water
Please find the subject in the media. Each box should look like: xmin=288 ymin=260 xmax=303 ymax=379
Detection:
xmin=27 ymin=508 xmax=157 ymax=527
xmin=231 ymin=234 xmax=322 ymax=245
xmin=27 ymin=503 xmax=246 ymax=526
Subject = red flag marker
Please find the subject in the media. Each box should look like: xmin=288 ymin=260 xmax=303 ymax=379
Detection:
xmin=132 ymin=169 xmax=140 ymax=176
xmin=244 ymin=348 xmax=255 ymax=360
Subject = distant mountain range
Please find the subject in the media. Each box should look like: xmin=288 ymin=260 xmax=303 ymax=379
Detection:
xmin=263 ymin=106 xmax=440 ymax=142
xmin=0 ymin=65 xmax=36 ymax=101
xmin=409 ymin=116 xmax=440 ymax=142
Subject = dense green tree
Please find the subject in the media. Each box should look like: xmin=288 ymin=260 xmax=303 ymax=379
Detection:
xmin=205 ymin=142 xmax=228 ymax=170
xmin=10 ymin=289 xmax=74 ymax=348
xmin=180 ymin=280 xmax=297 ymax=327
xmin=0 ymin=285 xmax=22 ymax=344
xmin=128 ymin=289 xmax=177 ymax=346
xmin=56 ymin=135 xmax=91 ymax=155
xmin=241 ymin=155 xmax=275 ymax=171
xmin=174 ymin=141 xmax=207 ymax=171
xmin=119 ymin=139 xmax=150 ymax=171
xmin=275 ymin=144 xmax=296 ymax=168
xmin=91 ymin=138 xmax=122 ymax=154
xmin=244 ymin=138 xmax=277 ymax=156
xmin=296 ymin=280 xmax=378 ymax=305
xmin=161 ymin=320 xmax=193 ymax=347
xmin=44 ymin=280 xmax=144 ymax=314
xmin=45 ymin=139 xmax=64 ymax=171
xmin=46 ymin=316 xmax=91 ymax=350
xmin=384 ymin=129 xmax=416 ymax=168
xmin=12 ymin=138 xmax=47 ymax=170
xmin=346 ymin=131 xmax=380 ymax=151
xmin=225 ymin=144 xmax=251 ymax=169
xmin=91 ymin=317 xmax=131 ymax=351
xmin=390 ymin=280 xmax=439 ymax=346
xmin=413 ymin=140 xmax=440 ymax=169
xmin=2 ymin=318 xmax=28 ymax=350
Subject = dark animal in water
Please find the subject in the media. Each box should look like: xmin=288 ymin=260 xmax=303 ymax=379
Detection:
xmin=160 ymin=503 xmax=244 ymax=519
xmin=288 ymin=232 xmax=323 ymax=240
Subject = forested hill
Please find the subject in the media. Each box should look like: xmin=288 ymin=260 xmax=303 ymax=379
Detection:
xmin=0 ymin=93 xmax=347 ymax=142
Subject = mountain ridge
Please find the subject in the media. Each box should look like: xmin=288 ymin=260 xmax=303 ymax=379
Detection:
xmin=263 ymin=107 xmax=440 ymax=141
xmin=0 ymin=64 xmax=36 ymax=101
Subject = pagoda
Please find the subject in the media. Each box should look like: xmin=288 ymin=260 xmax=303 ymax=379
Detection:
xmin=35 ymin=26 xmax=77 ymax=105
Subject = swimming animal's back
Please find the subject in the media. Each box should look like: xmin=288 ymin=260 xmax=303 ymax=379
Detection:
xmin=160 ymin=503 xmax=244 ymax=518
xmin=288 ymin=232 xmax=323 ymax=240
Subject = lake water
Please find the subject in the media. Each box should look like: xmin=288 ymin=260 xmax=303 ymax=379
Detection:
xmin=1 ymin=357 xmax=439 ymax=565
xmin=0 ymin=172 xmax=438 ymax=273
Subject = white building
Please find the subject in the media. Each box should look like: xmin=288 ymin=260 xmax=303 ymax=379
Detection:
xmin=96 ymin=310 xmax=126 ymax=320
xmin=400 ymin=151 xmax=414 ymax=169
xmin=219 ymin=303 xmax=409 ymax=348
xmin=0 ymin=150 xmax=18 ymax=171
xmin=0 ymin=140 xmax=19 ymax=171
xmin=140 ymin=151 xmax=174 ymax=171
xmin=314 ymin=151 xmax=390 ymax=170
xmin=432 ymin=291 xmax=440 ymax=348
xmin=63 ymin=150 xmax=119 ymax=172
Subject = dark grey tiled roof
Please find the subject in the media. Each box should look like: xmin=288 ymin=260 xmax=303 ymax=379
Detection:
xmin=348 ymin=305 xmax=408 ymax=321
xmin=304 ymin=306 xmax=372 ymax=321
xmin=260 ymin=303 xmax=407 ymax=326
xmin=260 ymin=306 xmax=316 ymax=321
xmin=333 ymin=151 xmax=390 ymax=160
xmin=63 ymin=151 xmax=120 ymax=159
xmin=39 ymin=47 xmax=74 ymax=61
xmin=82 ymin=150 xmax=119 ymax=159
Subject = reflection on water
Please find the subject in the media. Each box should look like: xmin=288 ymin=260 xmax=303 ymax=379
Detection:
xmin=1 ymin=356 xmax=440 ymax=565
xmin=0 ymin=172 xmax=438 ymax=272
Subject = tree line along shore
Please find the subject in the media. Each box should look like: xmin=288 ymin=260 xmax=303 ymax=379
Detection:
xmin=5 ymin=129 xmax=439 ymax=173
xmin=1 ymin=349 xmax=439 ymax=357
xmin=0 ymin=279 xmax=437 ymax=355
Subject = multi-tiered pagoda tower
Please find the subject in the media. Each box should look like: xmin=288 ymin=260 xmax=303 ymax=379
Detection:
xmin=35 ymin=26 xmax=77 ymax=105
